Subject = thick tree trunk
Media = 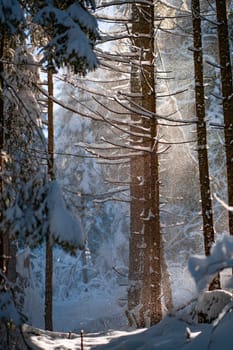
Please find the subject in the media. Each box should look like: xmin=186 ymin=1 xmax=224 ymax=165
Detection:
xmin=128 ymin=1 xmax=162 ymax=327
xmin=191 ymin=0 xmax=220 ymax=290
xmin=216 ymin=0 xmax=233 ymax=237
xmin=128 ymin=19 xmax=145 ymax=324
xmin=45 ymin=65 xmax=54 ymax=331
xmin=141 ymin=6 xmax=162 ymax=324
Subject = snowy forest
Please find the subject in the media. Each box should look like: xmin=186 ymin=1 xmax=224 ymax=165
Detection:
xmin=1 ymin=0 xmax=233 ymax=349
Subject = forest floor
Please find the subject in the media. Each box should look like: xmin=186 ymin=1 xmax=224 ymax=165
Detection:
xmin=23 ymin=325 xmax=145 ymax=349
xmin=23 ymin=307 xmax=233 ymax=350
xmin=21 ymin=236 xmax=233 ymax=349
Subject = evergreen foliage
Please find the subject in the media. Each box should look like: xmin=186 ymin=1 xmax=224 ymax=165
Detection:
xmin=2 ymin=175 xmax=48 ymax=248
xmin=30 ymin=0 xmax=99 ymax=74
xmin=0 ymin=0 xmax=25 ymax=36
xmin=0 ymin=0 xmax=99 ymax=338
xmin=1 ymin=176 xmax=84 ymax=253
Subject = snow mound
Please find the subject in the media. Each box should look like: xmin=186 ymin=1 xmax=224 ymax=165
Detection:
xmin=194 ymin=290 xmax=233 ymax=323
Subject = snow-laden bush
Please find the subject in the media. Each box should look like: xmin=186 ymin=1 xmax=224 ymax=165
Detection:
xmin=194 ymin=290 xmax=233 ymax=323
xmin=3 ymin=177 xmax=85 ymax=253
xmin=189 ymin=234 xmax=233 ymax=293
xmin=188 ymin=234 xmax=233 ymax=326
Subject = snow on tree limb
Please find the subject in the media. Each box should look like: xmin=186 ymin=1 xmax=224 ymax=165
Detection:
xmin=0 ymin=0 xmax=25 ymax=35
xmin=189 ymin=234 xmax=233 ymax=293
xmin=33 ymin=3 xmax=99 ymax=74
xmin=3 ymin=177 xmax=85 ymax=253
xmin=0 ymin=272 xmax=23 ymax=326
xmin=47 ymin=180 xmax=85 ymax=252
xmin=213 ymin=193 xmax=233 ymax=212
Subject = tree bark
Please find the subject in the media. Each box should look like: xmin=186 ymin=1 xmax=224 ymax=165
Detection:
xmin=128 ymin=0 xmax=162 ymax=327
xmin=161 ymin=241 xmax=173 ymax=311
xmin=45 ymin=65 xmax=54 ymax=331
xmin=0 ymin=34 xmax=5 ymax=279
xmin=191 ymin=0 xmax=220 ymax=290
xmin=128 ymin=6 xmax=145 ymax=322
xmin=216 ymin=0 xmax=233 ymax=238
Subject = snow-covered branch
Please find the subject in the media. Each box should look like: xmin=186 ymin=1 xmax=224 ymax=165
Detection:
xmin=189 ymin=234 xmax=233 ymax=293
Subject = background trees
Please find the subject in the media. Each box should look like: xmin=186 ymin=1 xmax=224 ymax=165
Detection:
xmin=1 ymin=0 xmax=233 ymax=341
xmin=44 ymin=0 xmax=233 ymax=330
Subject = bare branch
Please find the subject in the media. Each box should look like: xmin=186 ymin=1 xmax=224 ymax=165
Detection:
xmin=35 ymin=83 xmax=101 ymax=121
xmin=115 ymin=94 xmax=198 ymax=124
xmin=96 ymin=0 xmax=154 ymax=9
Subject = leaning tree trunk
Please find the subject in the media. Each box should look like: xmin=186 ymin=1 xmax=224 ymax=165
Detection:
xmin=45 ymin=64 xmax=54 ymax=331
xmin=191 ymin=0 xmax=220 ymax=290
xmin=215 ymin=0 xmax=233 ymax=237
xmin=128 ymin=0 xmax=162 ymax=327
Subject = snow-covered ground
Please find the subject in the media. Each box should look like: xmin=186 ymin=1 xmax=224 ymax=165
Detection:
xmin=23 ymin=310 xmax=233 ymax=350
xmin=20 ymin=234 xmax=233 ymax=350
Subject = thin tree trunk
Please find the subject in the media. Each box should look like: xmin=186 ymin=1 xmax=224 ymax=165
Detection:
xmin=45 ymin=65 xmax=54 ymax=331
xmin=0 ymin=34 xmax=5 ymax=278
xmin=215 ymin=0 xmax=233 ymax=237
xmin=45 ymin=237 xmax=53 ymax=330
xmin=191 ymin=0 xmax=220 ymax=290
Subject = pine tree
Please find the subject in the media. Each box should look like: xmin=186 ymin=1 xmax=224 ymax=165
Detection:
xmin=128 ymin=0 xmax=162 ymax=327
xmin=29 ymin=0 xmax=100 ymax=330
xmin=215 ymin=0 xmax=233 ymax=238
xmin=45 ymin=64 xmax=54 ymax=331
xmin=0 ymin=0 xmax=99 ymax=335
xmin=28 ymin=0 xmax=99 ymax=74
xmin=191 ymin=0 xmax=220 ymax=289
xmin=0 ymin=0 xmax=26 ymax=278
xmin=0 ymin=32 xmax=5 ymax=278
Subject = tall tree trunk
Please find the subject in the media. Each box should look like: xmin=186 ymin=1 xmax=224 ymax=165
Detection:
xmin=0 ymin=34 xmax=5 ymax=278
xmin=215 ymin=0 xmax=233 ymax=237
xmin=191 ymin=0 xmax=220 ymax=290
xmin=128 ymin=11 xmax=145 ymax=325
xmin=45 ymin=65 xmax=54 ymax=331
xmin=142 ymin=3 xmax=162 ymax=325
xmin=128 ymin=0 xmax=162 ymax=327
